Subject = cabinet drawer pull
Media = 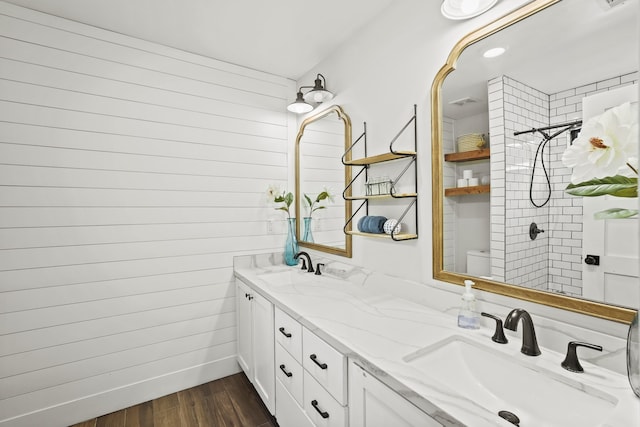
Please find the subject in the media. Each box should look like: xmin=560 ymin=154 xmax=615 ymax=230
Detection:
xmin=309 ymin=354 xmax=328 ymax=369
xmin=278 ymin=327 xmax=292 ymax=338
xmin=311 ymin=399 xmax=330 ymax=419
xmin=279 ymin=364 xmax=293 ymax=377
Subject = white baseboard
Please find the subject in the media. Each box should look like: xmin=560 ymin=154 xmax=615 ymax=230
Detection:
xmin=2 ymin=357 xmax=241 ymax=427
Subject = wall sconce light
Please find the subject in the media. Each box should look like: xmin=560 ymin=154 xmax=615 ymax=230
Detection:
xmin=441 ymin=0 xmax=499 ymax=20
xmin=287 ymin=73 xmax=334 ymax=114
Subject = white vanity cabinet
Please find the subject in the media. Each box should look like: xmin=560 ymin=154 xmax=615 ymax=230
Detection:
xmin=237 ymin=280 xmax=437 ymax=427
xmin=235 ymin=278 xmax=275 ymax=414
xmin=274 ymin=307 xmax=348 ymax=427
xmin=349 ymin=360 xmax=440 ymax=427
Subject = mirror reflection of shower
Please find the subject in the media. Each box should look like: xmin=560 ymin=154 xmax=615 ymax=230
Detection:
xmin=514 ymin=120 xmax=582 ymax=208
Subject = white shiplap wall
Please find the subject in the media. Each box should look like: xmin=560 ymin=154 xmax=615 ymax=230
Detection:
xmin=0 ymin=2 xmax=292 ymax=426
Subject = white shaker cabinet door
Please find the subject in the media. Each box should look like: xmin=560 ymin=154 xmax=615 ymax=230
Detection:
xmin=235 ymin=278 xmax=276 ymax=415
xmin=236 ymin=279 xmax=253 ymax=378
xmin=348 ymin=360 xmax=440 ymax=427
xmin=251 ymin=289 xmax=275 ymax=414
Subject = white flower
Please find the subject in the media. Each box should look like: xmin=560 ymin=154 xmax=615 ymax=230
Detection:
xmin=265 ymin=184 xmax=281 ymax=204
xmin=562 ymin=102 xmax=638 ymax=184
xmin=323 ymin=186 xmax=336 ymax=204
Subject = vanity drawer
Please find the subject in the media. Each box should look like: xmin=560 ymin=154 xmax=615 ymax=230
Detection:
xmin=303 ymin=370 xmax=347 ymax=427
xmin=275 ymin=308 xmax=303 ymax=362
xmin=302 ymin=328 xmax=347 ymax=405
xmin=276 ymin=378 xmax=315 ymax=427
xmin=275 ymin=343 xmax=303 ymax=405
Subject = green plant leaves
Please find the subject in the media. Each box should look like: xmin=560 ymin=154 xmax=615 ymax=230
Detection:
xmin=594 ymin=208 xmax=639 ymax=219
xmin=565 ymin=175 xmax=637 ymax=198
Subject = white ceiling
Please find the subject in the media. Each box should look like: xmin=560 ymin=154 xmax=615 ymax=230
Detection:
xmin=5 ymin=0 xmax=636 ymax=113
xmin=4 ymin=0 xmax=397 ymax=80
xmin=443 ymin=0 xmax=638 ymax=119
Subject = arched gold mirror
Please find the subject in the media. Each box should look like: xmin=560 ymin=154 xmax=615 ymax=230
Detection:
xmin=432 ymin=0 xmax=638 ymax=323
xmin=295 ymin=105 xmax=352 ymax=257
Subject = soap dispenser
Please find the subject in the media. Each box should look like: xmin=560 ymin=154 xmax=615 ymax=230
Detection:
xmin=457 ymin=280 xmax=480 ymax=329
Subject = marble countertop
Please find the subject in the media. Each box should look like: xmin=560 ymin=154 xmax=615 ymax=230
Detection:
xmin=233 ymin=254 xmax=640 ymax=427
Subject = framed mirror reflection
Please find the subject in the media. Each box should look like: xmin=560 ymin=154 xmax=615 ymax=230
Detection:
xmin=295 ymin=105 xmax=352 ymax=257
xmin=432 ymin=0 xmax=638 ymax=323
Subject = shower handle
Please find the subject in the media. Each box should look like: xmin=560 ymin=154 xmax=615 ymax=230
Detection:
xmin=529 ymin=222 xmax=545 ymax=240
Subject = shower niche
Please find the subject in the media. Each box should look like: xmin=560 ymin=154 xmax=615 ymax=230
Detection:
xmin=441 ymin=112 xmax=491 ymax=275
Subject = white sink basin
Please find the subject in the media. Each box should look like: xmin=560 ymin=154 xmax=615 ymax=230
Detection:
xmin=258 ymin=269 xmax=315 ymax=286
xmin=403 ymin=336 xmax=618 ymax=426
xmin=258 ymin=268 xmax=351 ymax=291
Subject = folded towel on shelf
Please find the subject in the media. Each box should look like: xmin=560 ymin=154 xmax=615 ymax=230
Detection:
xmin=357 ymin=215 xmax=388 ymax=234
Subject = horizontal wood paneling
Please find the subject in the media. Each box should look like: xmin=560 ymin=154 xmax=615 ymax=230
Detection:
xmin=0 ymin=2 xmax=292 ymax=425
xmin=0 ymin=298 xmax=234 ymax=357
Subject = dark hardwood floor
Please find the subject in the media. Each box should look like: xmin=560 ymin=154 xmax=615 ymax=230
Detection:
xmin=70 ymin=373 xmax=277 ymax=427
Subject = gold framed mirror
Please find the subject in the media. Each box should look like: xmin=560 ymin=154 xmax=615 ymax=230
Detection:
xmin=431 ymin=0 xmax=638 ymax=324
xmin=295 ymin=105 xmax=352 ymax=257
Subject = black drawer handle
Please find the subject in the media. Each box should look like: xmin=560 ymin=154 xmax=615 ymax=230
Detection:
xmin=309 ymin=354 xmax=327 ymax=369
xmin=279 ymin=327 xmax=292 ymax=338
xmin=279 ymin=364 xmax=293 ymax=377
xmin=311 ymin=400 xmax=330 ymax=419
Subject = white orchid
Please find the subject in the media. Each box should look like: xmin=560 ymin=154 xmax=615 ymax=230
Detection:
xmin=562 ymin=102 xmax=638 ymax=184
xmin=562 ymin=102 xmax=638 ymax=219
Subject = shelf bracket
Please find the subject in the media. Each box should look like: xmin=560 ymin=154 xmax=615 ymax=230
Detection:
xmin=342 ymin=122 xmax=367 ymax=165
xmin=391 ymin=199 xmax=417 ymax=241
xmin=343 ymin=166 xmax=368 ymax=201
xmin=389 ymin=104 xmax=417 ymax=155
xmin=390 ymin=156 xmax=417 ymax=198
xmin=343 ymin=200 xmax=368 ymax=235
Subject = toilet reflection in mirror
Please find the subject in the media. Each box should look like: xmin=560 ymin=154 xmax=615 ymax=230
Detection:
xmin=438 ymin=0 xmax=638 ymax=311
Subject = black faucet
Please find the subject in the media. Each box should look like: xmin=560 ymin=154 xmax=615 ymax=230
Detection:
xmin=561 ymin=341 xmax=602 ymax=373
xmin=481 ymin=312 xmax=508 ymax=344
xmin=294 ymin=251 xmax=314 ymax=273
xmin=504 ymin=308 xmax=541 ymax=356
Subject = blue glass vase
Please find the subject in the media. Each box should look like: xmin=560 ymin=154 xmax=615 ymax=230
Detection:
xmin=302 ymin=217 xmax=314 ymax=243
xmin=284 ymin=217 xmax=299 ymax=266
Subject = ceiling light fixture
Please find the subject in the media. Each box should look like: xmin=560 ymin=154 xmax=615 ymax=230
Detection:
xmin=287 ymin=73 xmax=334 ymax=114
xmin=483 ymin=47 xmax=506 ymax=58
xmin=441 ymin=0 xmax=499 ymax=20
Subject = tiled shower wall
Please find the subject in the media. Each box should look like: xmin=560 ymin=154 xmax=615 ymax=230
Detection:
xmin=546 ymin=72 xmax=638 ymax=295
xmin=489 ymin=76 xmax=550 ymax=289
xmin=489 ymin=72 xmax=638 ymax=296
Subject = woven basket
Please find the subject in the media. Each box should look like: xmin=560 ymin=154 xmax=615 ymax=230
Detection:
xmin=457 ymin=133 xmax=485 ymax=152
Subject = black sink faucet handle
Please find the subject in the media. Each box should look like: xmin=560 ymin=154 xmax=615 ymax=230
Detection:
xmin=561 ymin=341 xmax=602 ymax=373
xmin=481 ymin=312 xmax=508 ymax=344
xmin=315 ymin=263 xmax=324 ymax=275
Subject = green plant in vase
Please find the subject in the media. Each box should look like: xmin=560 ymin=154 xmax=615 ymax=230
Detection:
xmin=303 ymin=188 xmax=334 ymax=243
xmin=266 ymin=185 xmax=297 ymax=265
